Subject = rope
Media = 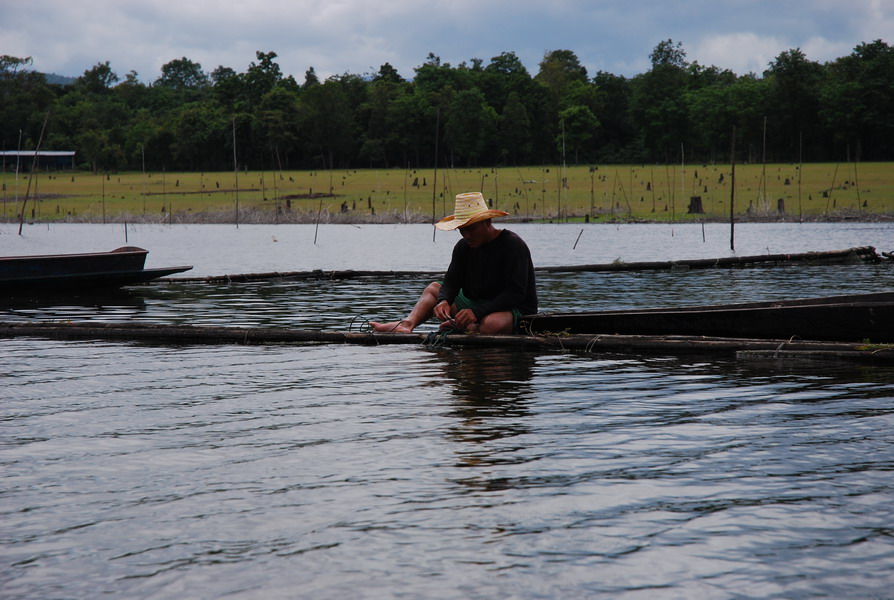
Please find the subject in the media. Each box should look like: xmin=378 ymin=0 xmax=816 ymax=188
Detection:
xmin=349 ymin=315 xmax=373 ymax=332
xmin=422 ymin=326 xmax=465 ymax=348
xmin=422 ymin=330 xmax=444 ymax=347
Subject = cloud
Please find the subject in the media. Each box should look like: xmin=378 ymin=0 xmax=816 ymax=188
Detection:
xmin=690 ymin=33 xmax=787 ymax=75
xmin=2 ymin=0 xmax=889 ymax=83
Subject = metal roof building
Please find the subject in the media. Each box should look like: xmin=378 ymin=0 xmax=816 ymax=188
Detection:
xmin=0 ymin=151 xmax=76 ymax=170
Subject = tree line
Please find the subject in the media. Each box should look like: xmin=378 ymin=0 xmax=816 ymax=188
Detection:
xmin=1 ymin=39 xmax=892 ymax=174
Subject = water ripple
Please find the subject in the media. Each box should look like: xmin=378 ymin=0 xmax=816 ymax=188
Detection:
xmin=3 ymin=242 xmax=894 ymax=598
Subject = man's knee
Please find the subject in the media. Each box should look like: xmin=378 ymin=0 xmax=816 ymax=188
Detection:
xmin=423 ymin=282 xmax=441 ymax=297
xmin=478 ymin=311 xmax=514 ymax=335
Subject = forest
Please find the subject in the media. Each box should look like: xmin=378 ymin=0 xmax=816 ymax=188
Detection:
xmin=1 ymin=39 xmax=892 ymax=173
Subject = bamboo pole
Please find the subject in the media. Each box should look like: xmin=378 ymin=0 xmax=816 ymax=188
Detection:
xmin=14 ymin=130 xmax=23 ymax=220
xmin=141 ymin=143 xmax=146 ymax=214
xmin=167 ymin=247 xmax=881 ymax=284
xmin=730 ymin=126 xmax=736 ymax=251
xmin=431 ymin=108 xmax=440 ymax=242
xmin=680 ymin=142 xmax=684 ymax=220
xmin=1 ymin=321 xmax=889 ymax=362
xmin=798 ymin=131 xmax=803 ymax=223
xmin=17 ymin=110 xmax=50 ymax=235
xmin=760 ymin=116 xmax=768 ymax=211
xmin=232 ymin=117 xmax=239 ymax=229
xmin=2 ymin=147 xmax=7 ymax=220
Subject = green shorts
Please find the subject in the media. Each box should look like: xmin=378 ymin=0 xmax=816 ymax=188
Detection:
xmin=454 ymin=288 xmax=523 ymax=334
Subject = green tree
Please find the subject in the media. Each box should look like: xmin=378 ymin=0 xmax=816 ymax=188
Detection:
xmin=481 ymin=51 xmax=530 ymax=113
xmin=256 ymin=87 xmax=302 ymax=164
xmin=387 ymin=89 xmax=433 ymax=167
xmin=76 ymin=61 xmax=118 ymax=94
xmin=211 ymin=66 xmax=243 ymax=110
xmin=535 ymin=49 xmax=588 ymax=101
xmin=821 ymin=40 xmax=894 ymax=161
xmin=0 ymin=55 xmax=33 ymax=76
xmin=685 ymin=74 xmax=768 ymax=163
xmin=75 ymin=128 xmax=125 ymax=172
xmin=650 ymin=39 xmax=687 ymax=68
xmin=244 ymin=51 xmax=283 ymax=102
xmin=445 ymin=88 xmax=497 ymax=165
xmin=498 ymin=91 xmax=532 ymax=165
xmin=170 ymin=102 xmax=230 ymax=170
xmin=630 ymin=40 xmax=691 ymax=162
xmin=156 ymin=57 xmax=209 ymax=91
xmin=0 ymin=55 xmax=54 ymax=151
xmin=373 ymin=62 xmax=404 ymax=84
xmin=591 ymin=71 xmax=636 ymax=161
xmin=303 ymin=66 xmax=320 ymax=89
xmin=360 ymin=70 xmax=412 ymax=166
xmin=763 ymin=48 xmax=824 ymax=160
xmin=115 ymin=70 xmax=148 ymax=108
xmin=558 ymin=105 xmax=600 ymax=163
xmin=413 ymin=53 xmax=470 ymax=102
xmin=123 ymin=108 xmax=171 ymax=171
xmin=299 ymin=79 xmax=355 ymax=168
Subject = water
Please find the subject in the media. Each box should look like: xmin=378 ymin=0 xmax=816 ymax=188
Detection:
xmin=2 ymin=223 xmax=894 ymax=599
xmin=2 ymin=221 xmax=893 ymax=276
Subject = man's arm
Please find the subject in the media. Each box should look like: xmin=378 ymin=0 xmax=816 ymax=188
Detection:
xmin=436 ymin=241 xmax=465 ymax=306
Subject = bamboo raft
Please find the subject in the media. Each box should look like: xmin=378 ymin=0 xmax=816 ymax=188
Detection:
xmin=167 ymin=246 xmax=886 ymax=284
xmin=1 ymin=321 xmax=892 ymax=363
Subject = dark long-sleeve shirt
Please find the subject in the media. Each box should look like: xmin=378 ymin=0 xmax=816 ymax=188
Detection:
xmin=436 ymin=229 xmax=538 ymax=319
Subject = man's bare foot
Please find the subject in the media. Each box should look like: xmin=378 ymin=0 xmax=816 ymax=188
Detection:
xmin=369 ymin=320 xmax=414 ymax=333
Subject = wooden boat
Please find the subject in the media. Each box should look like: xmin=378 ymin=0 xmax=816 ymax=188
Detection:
xmin=520 ymin=291 xmax=894 ymax=343
xmin=0 ymin=246 xmax=192 ymax=293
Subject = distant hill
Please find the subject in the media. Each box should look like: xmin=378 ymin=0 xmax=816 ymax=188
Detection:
xmin=43 ymin=72 xmax=77 ymax=85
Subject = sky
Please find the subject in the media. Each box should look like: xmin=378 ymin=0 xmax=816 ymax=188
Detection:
xmin=3 ymin=0 xmax=892 ymax=83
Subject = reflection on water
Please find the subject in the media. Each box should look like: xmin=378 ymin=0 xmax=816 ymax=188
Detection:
xmin=441 ymin=347 xmax=537 ymax=403
xmin=2 ymin=339 xmax=894 ymax=598
xmin=438 ymin=349 xmax=537 ymax=477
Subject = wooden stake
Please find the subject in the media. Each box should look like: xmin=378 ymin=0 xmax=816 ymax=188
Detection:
xmin=431 ymin=108 xmax=440 ymax=242
xmin=232 ymin=117 xmax=239 ymax=229
xmin=729 ymin=126 xmax=736 ymax=251
xmin=18 ymin=110 xmax=50 ymax=235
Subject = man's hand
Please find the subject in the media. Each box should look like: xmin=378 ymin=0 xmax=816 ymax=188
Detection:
xmin=451 ymin=308 xmax=478 ymax=331
xmin=433 ymin=300 xmax=453 ymax=322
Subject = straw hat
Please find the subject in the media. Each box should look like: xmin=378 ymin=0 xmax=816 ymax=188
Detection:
xmin=435 ymin=192 xmax=509 ymax=231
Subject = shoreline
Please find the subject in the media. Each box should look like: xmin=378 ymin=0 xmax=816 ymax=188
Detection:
xmin=3 ymin=204 xmax=894 ymax=226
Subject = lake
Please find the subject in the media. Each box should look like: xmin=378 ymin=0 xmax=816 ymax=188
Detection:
xmin=2 ymin=221 xmax=894 ymax=599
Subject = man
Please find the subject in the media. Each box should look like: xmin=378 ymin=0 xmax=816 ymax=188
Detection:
xmin=370 ymin=192 xmax=537 ymax=335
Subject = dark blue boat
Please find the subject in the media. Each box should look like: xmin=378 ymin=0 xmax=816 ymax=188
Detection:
xmin=0 ymin=246 xmax=192 ymax=293
xmin=521 ymin=291 xmax=894 ymax=343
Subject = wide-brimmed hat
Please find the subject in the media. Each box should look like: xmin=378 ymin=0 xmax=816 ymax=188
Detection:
xmin=435 ymin=192 xmax=509 ymax=231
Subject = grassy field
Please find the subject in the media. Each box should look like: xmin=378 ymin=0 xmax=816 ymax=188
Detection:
xmin=1 ymin=162 xmax=892 ymax=224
